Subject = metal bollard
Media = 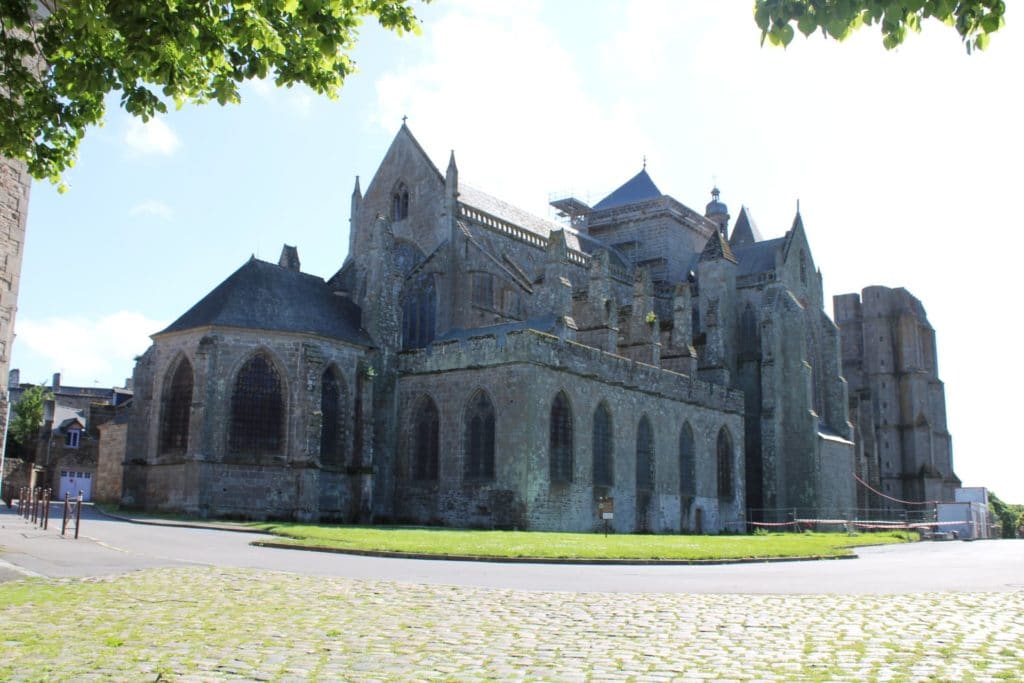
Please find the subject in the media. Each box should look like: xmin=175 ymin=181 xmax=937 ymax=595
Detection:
xmin=42 ymin=489 xmax=51 ymax=530
xmin=61 ymin=492 xmax=70 ymax=536
xmin=74 ymin=491 xmax=83 ymax=539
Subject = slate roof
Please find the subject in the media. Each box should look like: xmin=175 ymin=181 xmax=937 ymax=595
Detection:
xmin=732 ymin=237 xmax=784 ymax=276
xmin=52 ymin=406 xmax=86 ymax=433
xmin=593 ymin=170 xmax=661 ymax=211
xmin=729 ymin=206 xmax=763 ymax=248
xmin=160 ymin=258 xmax=372 ymax=346
xmin=700 ymin=231 xmax=738 ymax=264
xmin=459 ymin=183 xmax=584 ymax=251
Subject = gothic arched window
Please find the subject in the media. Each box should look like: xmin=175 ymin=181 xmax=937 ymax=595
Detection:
xmin=229 ymin=352 xmax=284 ymax=455
xmin=717 ymin=427 xmax=734 ymax=500
xmin=549 ymin=391 xmax=573 ymax=484
xmin=636 ymin=415 xmax=654 ymax=492
xmin=413 ymin=396 xmax=440 ymax=481
xmin=159 ymin=356 xmax=193 ymax=454
xmin=592 ymin=402 xmax=614 ymax=487
xmin=392 ymin=183 xmax=409 ymax=221
xmin=402 ymin=273 xmax=436 ymax=350
xmin=799 ymin=249 xmax=808 ymax=285
xmin=320 ymin=366 xmax=345 ymax=468
xmin=679 ymin=422 xmax=695 ymax=498
xmin=464 ymin=390 xmax=495 ymax=481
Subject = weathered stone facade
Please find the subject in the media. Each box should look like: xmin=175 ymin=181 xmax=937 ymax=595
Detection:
xmin=0 ymin=156 xmax=30 ymax=501
xmin=122 ymin=125 xmax=946 ymax=530
xmin=834 ymin=287 xmax=959 ymax=511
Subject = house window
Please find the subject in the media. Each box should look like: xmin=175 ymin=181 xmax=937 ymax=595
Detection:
xmin=159 ymin=356 xmax=193 ymax=454
xmin=464 ymin=389 xmax=495 ymax=481
xmin=66 ymin=429 xmax=80 ymax=448
xmin=413 ymin=396 xmax=439 ymax=481
xmin=229 ymin=352 xmax=284 ymax=455
xmin=717 ymin=427 xmax=733 ymax=500
xmin=549 ymin=391 xmax=573 ymax=484
xmin=320 ymin=366 xmax=345 ymax=468
xmin=391 ymin=183 xmax=409 ymax=221
xmin=679 ymin=422 xmax=695 ymax=498
xmin=636 ymin=415 xmax=654 ymax=492
xmin=592 ymin=402 xmax=614 ymax=487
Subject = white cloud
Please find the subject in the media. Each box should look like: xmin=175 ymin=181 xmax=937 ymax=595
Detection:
xmin=128 ymin=200 xmax=173 ymax=219
xmin=124 ymin=117 xmax=181 ymax=156
xmin=14 ymin=312 xmax=167 ymax=388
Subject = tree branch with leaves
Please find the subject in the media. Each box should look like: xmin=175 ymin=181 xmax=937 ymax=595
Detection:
xmin=754 ymin=0 xmax=1006 ymax=52
xmin=1 ymin=0 xmax=426 ymax=188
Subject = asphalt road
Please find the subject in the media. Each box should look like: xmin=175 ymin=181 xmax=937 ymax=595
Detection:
xmin=2 ymin=504 xmax=1021 ymax=594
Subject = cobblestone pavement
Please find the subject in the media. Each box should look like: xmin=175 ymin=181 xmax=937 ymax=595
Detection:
xmin=1 ymin=567 xmax=1022 ymax=682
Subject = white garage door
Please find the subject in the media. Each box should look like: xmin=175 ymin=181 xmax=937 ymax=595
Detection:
xmin=58 ymin=470 xmax=93 ymax=502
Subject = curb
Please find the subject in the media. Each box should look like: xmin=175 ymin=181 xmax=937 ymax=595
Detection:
xmin=249 ymin=540 xmax=859 ymax=565
xmin=93 ymin=508 xmax=865 ymax=565
xmin=93 ymin=507 xmax=269 ymax=535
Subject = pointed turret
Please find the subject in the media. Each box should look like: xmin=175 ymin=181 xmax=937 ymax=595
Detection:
xmin=791 ymin=201 xmax=805 ymax=233
xmin=348 ymin=175 xmax=362 ymax=259
xmin=729 ymin=206 xmax=762 ymax=248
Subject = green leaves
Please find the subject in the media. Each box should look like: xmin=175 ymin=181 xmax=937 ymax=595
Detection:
xmin=0 ymin=0 xmax=428 ymax=186
xmin=754 ymin=0 xmax=1005 ymax=54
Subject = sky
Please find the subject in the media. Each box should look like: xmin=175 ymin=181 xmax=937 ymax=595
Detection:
xmin=12 ymin=2 xmax=1024 ymax=502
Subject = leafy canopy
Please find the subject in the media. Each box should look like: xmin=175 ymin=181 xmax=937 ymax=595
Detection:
xmin=8 ymin=384 xmax=52 ymax=446
xmin=0 ymin=0 xmax=426 ymax=188
xmin=754 ymin=0 xmax=1006 ymax=52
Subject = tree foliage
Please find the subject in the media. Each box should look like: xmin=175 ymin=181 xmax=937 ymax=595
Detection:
xmin=987 ymin=491 xmax=1024 ymax=539
xmin=754 ymin=0 xmax=1006 ymax=52
xmin=7 ymin=384 xmax=51 ymax=449
xmin=0 ymin=0 xmax=426 ymax=187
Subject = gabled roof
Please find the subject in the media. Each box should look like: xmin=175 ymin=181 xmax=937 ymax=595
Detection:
xmin=160 ymin=258 xmax=372 ymax=346
xmin=592 ymin=169 xmax=661 ymax=211
xmin=729 ymin=206 xmax=763 ymax=248
xmin=699 ymin=231 xmax=738 ymax=264
xmin=733 ymin=237 xmax=784 ymax=276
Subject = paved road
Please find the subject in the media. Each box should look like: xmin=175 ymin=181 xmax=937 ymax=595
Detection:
xmin=2 ymin=504 xmax=1022 ymax=594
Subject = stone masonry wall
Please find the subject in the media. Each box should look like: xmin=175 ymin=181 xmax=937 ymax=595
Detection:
xmin=0 ymin=157 xmax=30 ymax=468
xmin=395 ymin=329 xmax=744 ymax=532
xmin=125 ymin=328 xmax=372 ymax=520
xmin=95 ymin=421 xmax=127 ymax=503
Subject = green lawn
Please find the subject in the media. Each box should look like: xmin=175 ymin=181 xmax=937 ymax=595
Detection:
xmin=249 ymin=524 xmax=914 ymax=560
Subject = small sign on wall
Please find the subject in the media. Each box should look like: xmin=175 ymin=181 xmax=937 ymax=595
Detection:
xmin=597 ymin=497 xmax=614 ymax=535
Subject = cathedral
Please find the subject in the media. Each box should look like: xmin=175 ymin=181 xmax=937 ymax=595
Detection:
xmin=122 ymin=125 xmax=959 ymax=531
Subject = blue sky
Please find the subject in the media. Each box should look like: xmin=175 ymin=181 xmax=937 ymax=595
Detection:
xmin=13 ymin=2 xmax=1023 ymax=502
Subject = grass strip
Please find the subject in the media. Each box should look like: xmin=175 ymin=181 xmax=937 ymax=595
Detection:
xmin=248 ymin=525 xmax=913 ymax=560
